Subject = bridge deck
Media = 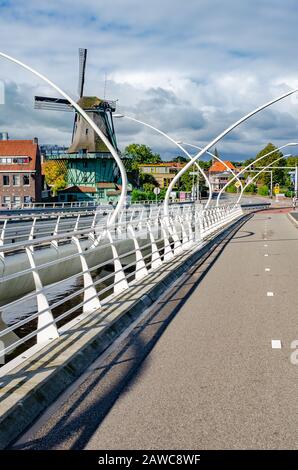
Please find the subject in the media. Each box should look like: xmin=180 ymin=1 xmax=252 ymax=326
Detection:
xmin=13 ymin=210 xmax=298 ymax=450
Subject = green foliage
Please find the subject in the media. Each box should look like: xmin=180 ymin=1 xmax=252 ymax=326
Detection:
xmin=172 ymin=156 xmax=187 ymax=163
xmin=43 ymin=160 xmax=67 ymax=196
xmin=139 ymin=172 xmax=158 ymax=187
xmin=131 ymin=189 xmax=155 ymax=202
xmin=179 ymin=168 xmax=197 ymax=192
xmin=286 ymin=156 xmax=298 ymax=167
xmin=143 ymin=182 xmax=156 ymax=192
xmin=244 ymin=183 xmax=256 ymax=193
xmin=124 ymin=144 xmax=161 ymax=171
xmin=258 ymin=185 xmax=269 ymax=196
xmin=226 ymin=184 xmax=237 ymax=193
xmin=253 ymin=143 xmax=286 ymax=186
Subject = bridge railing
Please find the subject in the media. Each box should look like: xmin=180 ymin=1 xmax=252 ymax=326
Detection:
xmin=0 ymin=203 xmax=242 ymax=369
xmin=0 ymin=203 xmax=189 ymax=248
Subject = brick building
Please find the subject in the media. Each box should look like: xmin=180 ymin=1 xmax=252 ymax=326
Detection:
xmin=0 ymin=135 xmax=42 ymax=207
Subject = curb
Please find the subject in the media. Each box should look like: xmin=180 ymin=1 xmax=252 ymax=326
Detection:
xmin=287 ymin=212 xmax=298 ymax=227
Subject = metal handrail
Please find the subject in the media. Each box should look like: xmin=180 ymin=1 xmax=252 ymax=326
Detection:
xmin=0 ymin=203 xmax=243 ymax=365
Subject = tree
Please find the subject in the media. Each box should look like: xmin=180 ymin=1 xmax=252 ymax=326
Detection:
xmin=258 ymin=185 xmax=269 ymax=196
xmin=43 ymin=160 xmax=67 ymax=195
xmin=124 ymin=144 xmax=161 ymax=171
xmin=253 ymin=143 xmax=286 ymax=187
xmin=173 ymin=156 xmax=187 ymax=163
xmin=179 ymin=168 xmax=198 ymax=192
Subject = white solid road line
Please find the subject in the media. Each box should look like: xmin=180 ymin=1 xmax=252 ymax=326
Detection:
xmin=271 ymin=340 xmax=282 ymax=349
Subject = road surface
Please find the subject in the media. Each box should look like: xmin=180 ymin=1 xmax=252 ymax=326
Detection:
xmin=14 ymin=209 xmax=298 ymax=449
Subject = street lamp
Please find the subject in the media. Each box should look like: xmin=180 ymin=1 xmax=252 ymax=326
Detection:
xmin=217 ymin=142 xmax=298 ymax=206
xmin=236 ymin=154 xmax=291 ymax=205
xmin=164 ymin=89 xmax=298 ymax=217
xmin=177 ymin=141 xmax=244 ymax=206
xmin=0 ymin=52 xmax=128 ymax=227
xmin=113 ymin=113 xmax=212 ymax=206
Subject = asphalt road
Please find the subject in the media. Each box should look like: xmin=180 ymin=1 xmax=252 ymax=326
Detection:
xmin=14 ymin=209 xmax=298 ymax=450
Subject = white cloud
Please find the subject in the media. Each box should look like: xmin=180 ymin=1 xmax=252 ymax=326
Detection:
xmin=0 ymin=0 xmax=298 ymax=160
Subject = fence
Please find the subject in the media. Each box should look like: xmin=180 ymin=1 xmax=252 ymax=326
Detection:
xmin=0 ymin=203 xmax=242 ymax=369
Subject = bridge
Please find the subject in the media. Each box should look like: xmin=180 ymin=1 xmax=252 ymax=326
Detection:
xmin=5 ymin=202 xmax=295 ymax=451
xmin=0 ymin=195 xmax=291 ymax=449
xmin=0 ymin=51 xmax=297 ymax=453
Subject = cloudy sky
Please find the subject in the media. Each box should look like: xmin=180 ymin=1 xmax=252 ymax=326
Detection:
xmin=0 ymin=0 xmax=298 ymax=160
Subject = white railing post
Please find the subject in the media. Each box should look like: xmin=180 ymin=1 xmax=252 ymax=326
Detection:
xmin=161 ymin=218 xmax=174 ymax=261
xmin=147 ymin=221 xmax=162 ymax=270
xmin=72 ymin=236 xmax=101 ymax=313
xmin=25 ymin=245 xmax=59 ymax=343
xmin=106 ymin=230 xmax=129 ymax=294
xmin=51 ymin=215 xmax=61 ymax=250
xmin=128 ymin=224 xmax=148 ymax=280
xmin=0 ymin=220 xmax=7 ymax=260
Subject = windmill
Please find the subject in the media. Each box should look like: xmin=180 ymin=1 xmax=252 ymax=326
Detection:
xmin=34 ymin=48 xmax=118 ymax=154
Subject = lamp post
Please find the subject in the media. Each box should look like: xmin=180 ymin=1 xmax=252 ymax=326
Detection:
xmin=218 ymin=142 xmax=298 ymax=206
xmin=0 ymin=52 xmax=128 ymax=227
xmin=177 ymin=141 xmax=244 ymax=204
xmin=113 ymin=114 xmax=213 ymax=207
xmin=237 ymin=155 xmax=290 ymax=204
xmin=163 ymin=89 xmax=298 ymax=216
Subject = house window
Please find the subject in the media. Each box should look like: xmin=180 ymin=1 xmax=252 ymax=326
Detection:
xmin=13 ymin=196 xmax=21 ymax=206
xmin=23 ymin=174 xmax=30 ymax=185
xmin=85 ymin=128 xmax=89 ymax=135
xmin=98 ymin=189 xmax=104 ymax=198
xmin=3 ymin=196 xmax=10 ymax=205
xmin=83 ymin=161 xmax=88 ymax=168
xmin=13 ymin=174 xmax=20 ymax=186
xmin=3 ymin=175 xmax=9 ymax=186
xmin=24 ymin=195 xmax=31 ymax=203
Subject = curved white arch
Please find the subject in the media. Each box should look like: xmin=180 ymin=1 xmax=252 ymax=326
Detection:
xmin=236 ymin=154 xmax=289 ymax=204
xmin=0 ymin=52 xmax=127 ymax=227
xmin=163 ymin=89 xmax=298 ymax=216
xmin=114 ymin=114 xmax=213 ymax=207
xmin=217 ymin=142 xmax=298 ymax=206
xmin=178 ymin=141 xmax=244 ymax=202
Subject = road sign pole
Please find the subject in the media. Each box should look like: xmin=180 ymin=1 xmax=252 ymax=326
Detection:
xmin=270 ymin=170 xmax=273 ymax=198
xmin=295 ymin=165 xmax=298 ymax=197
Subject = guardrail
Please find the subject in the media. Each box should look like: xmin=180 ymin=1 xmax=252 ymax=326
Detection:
xmin=0 ymin=203 xmax=242 ymax=369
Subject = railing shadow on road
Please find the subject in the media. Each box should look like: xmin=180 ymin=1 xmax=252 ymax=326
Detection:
xmin=232 ymin=230 xmax=255 ymax=240
xmin=11 ymin=216 xmax=249 ymax=450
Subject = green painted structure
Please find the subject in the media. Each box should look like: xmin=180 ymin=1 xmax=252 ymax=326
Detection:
xmin=46 ymin=97 xmax=129 ymax=204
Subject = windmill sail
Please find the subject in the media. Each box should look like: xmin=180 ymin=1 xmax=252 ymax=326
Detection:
xmin=78 ymin=48 xmax=87 ymax=98
xmin=34 ymin=96 xmax=72 ymax=112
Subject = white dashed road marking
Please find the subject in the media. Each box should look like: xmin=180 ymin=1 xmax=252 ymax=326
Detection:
xmin=265 ymin=268 xmax=271 ymax=272
xmin=271 ymin=340 xmax=282 ymax=349
xmin=267 ymin=292 xmax=274 ymax=297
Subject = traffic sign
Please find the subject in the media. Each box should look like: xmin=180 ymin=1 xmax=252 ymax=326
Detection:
xmin=153 ymin=187 xmax=161 ymax=195
xmin=235 ymin=181 xmax=241 ymax=188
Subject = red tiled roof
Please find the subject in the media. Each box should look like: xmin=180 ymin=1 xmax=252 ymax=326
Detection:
xmin=0 ymin=140 xmax=39 ymax=171
xmin=60 ymin=185 xmax=96 ymax=193
xmin=209 ymin=161 xmax=236 ymax=173
xmin=139 ymin=162 xmax=184 ymax=168
xmin=96 ymin=182 xmax=117 ymax=189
